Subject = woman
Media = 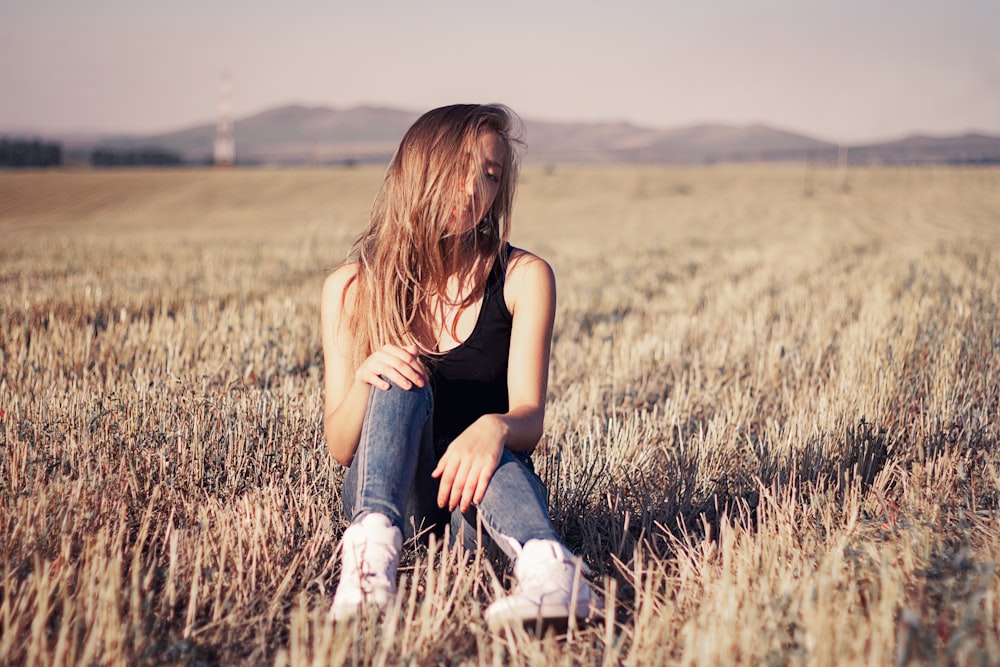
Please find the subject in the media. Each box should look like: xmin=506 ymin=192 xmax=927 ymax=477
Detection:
xmin=321 ymin=104 xmax=600 ymax=628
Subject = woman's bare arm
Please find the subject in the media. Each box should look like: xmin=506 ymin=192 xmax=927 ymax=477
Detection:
xmin=497 ymin=250 xmax=557 ymax=450
xmin=321 ymin=265 xmax=369 ymax=465
xmin=320 ymin=264 xmax=429 ymax=465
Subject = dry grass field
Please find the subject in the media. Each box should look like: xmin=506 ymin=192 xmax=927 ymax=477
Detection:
xmin=1 ymin=164 xmax=999 ymax=665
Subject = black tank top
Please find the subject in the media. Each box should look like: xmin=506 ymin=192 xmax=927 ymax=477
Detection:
xmin=423 ymin=245 xmax=513 ymax=449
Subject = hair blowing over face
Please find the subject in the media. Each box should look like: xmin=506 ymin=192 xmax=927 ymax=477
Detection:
xmin=346 ymin=104 xmax=524 ymax=366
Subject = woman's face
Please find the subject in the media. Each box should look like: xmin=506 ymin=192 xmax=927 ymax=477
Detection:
xmin=450 ymin=130 xmax=505 ymax=234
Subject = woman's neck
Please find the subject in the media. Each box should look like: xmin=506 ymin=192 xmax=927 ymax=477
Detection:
xmin=417 ymin=256 xmax=489 ymax=353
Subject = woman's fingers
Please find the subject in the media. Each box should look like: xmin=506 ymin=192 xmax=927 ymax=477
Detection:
xmin=356 ymin=362 xmax=405 ymax=390
xmin=368 ymin=373 xmax=392 ymax=391
xmin=433 ymin=451 xmax=498 ymax=512
xmin=447 ymin=462 xmax=472 ymax=511
xmin=383 ymin=345 xmax=428 ymax=380
xmin=433 ymin=456 xmax=457 ymax=508
xmin=357 ymin=344 xmax=428 ymax=390
xmin=432 ymin=419 xmax=504 ymax=511
xmin=433 ymin=453 xmax=470 ymax=511
xmin=471 ymin=466 xmax=493 ymax=507
xmin=459 ymin=471 xmax=482 ymax=513
xmin=371 ymin=352 xmax=421 ymax=388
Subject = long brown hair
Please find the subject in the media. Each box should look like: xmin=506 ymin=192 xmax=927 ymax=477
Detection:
xmin=347 ymin=104 xmax=524 ymax=366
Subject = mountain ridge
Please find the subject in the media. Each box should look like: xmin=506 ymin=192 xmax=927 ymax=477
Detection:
xmin=17 ymin=104 xmax=1000 ymax=166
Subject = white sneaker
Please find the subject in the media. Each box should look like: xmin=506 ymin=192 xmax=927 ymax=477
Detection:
xmin=484 ymin=539 xmax=603 ymax=631
xmin=329 ymin=513 xmax=402 ymax=621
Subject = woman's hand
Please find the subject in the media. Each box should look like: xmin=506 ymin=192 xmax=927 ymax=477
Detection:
xmin=355 ymin=343 xmax=429 ymax=391
xmin=432 ymin=415 xmax=507 ymax=512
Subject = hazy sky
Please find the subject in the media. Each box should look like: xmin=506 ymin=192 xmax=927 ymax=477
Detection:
xmin=2 ymin=0 xmax=998 ymax=142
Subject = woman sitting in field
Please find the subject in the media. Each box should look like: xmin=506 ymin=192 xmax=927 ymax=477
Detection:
xmin=321 ymin=103 xmax=601 ymax=628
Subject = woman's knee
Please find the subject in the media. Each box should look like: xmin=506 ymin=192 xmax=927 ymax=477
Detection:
xmin=367 ymin=380 xmax=433 ymax=418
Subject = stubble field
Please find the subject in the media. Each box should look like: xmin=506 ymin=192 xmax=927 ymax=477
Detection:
xmin=1 ymin=164 xmax=999 ymax=665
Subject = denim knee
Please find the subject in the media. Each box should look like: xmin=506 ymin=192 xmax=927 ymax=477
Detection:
xmin=367 ymin=380 xmax=433 ymax=420
xmin=342 ymin=381 xmax=434 ymax=528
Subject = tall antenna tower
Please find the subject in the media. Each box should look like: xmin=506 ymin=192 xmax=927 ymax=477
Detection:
xmin=214 ymin=70 xmax=235 ymax=167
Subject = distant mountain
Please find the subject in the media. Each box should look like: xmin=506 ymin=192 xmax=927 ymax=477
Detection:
xmin=24 ymin=104 xmax=1000 ymax=166
xmin=82 ymin=105 xmax=419 ymax=165
xmin=845 ymin=133 xmax=1000 ymax=165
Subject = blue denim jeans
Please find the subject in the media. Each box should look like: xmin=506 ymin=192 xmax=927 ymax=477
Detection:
xmin=342 ymin=381 xmax=560 ymax=560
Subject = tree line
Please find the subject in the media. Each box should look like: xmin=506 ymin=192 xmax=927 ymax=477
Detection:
xmin=1 ymin=137 xmax=189 ymax=168
xmin=0 ymin=138 xmax=62 ymax=167
xmin=90 ymin=147 xmax=184 ymax=167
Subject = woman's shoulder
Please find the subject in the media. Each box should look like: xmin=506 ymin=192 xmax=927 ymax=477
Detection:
xmin=322 ymin=262 xmax=361 ymax=315
xmin=503 ymin=246 xmax=555 ymax=314
xmin=506 ymin=246 xmax=554 ymax=283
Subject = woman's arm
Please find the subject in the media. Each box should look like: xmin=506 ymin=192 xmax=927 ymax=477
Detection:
xmin=321 ymin=264 xmax=428 ymax=465
xmin=432 ymin=249 xmax=556 ymax=511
